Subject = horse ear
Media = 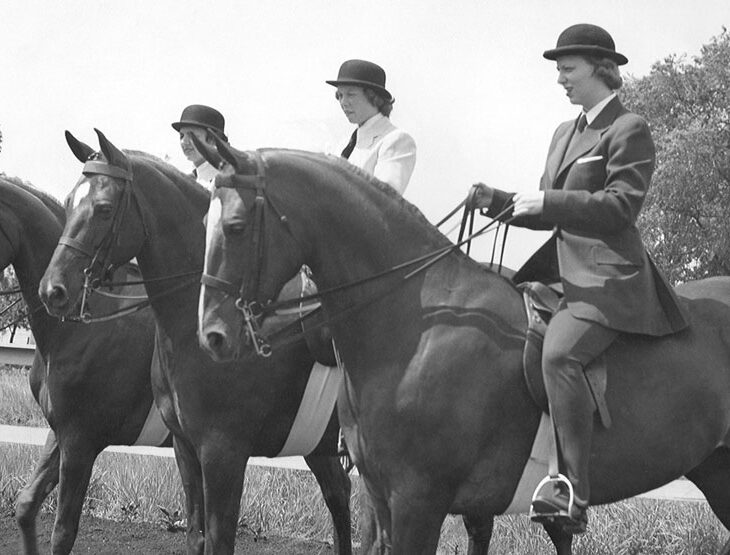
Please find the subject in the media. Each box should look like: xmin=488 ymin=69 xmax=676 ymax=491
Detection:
xmin=213 ymin=136 xmax=240 ymax=171
xmin=65 ymin=131 xmax=96 ymax=163
xmin=190 ymin=133 xmax=223 ymax=169
xmin=94 ymin=128 xmax=130 ymax=171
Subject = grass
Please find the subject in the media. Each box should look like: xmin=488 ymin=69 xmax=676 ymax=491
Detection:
xmin=1 ymin=364 xmax=729 ymax=553
xmin=0 ymin=365 xmax=45 ymax=426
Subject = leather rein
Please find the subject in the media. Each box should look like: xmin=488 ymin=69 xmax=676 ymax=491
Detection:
xmin=202 ymin=151 xmax=516 ymax=357
xmin=57 ymin=159 xmax=199 ymax=324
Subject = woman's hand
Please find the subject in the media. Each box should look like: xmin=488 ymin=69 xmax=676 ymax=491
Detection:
xmin=512 ymin=191 xmax=544 ymax=216
xmin=466 ymin=182 xmax=494 ymax=210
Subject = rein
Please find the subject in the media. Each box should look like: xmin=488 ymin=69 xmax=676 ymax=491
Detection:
xmin=59 ymin=158 xmax=200 ymax=324
xmin=203 ymin=152 xmax=516 ymax=356
xmin=247 ymin=203 xmax=515 ymax=357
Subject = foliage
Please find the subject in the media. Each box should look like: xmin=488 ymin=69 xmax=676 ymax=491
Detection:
xmin=622 ymin=28 xmax=730 ymax=283
xmin=0 ymin=269 xmax=30 ymax=335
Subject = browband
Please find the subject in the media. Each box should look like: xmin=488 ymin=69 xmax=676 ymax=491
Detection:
xmin=82 ymin=160 xmax=132 ymax=181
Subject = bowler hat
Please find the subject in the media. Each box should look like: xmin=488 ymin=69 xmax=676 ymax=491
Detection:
xmin=326 ymin=59 xmax=393 ymax=102
xmin=543 ymin=24 xmax=628 ymax=65
xmin=171 ymin=104 xmax=227 ymax=141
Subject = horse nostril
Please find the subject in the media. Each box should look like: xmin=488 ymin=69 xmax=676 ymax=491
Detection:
xmin=207 ymin=332 xmax=224 ymax=351
xmin=48 ymin=284 xmax=68 ymax=307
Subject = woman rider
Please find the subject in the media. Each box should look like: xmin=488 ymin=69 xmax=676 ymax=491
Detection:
xmin=469 ymin=23 xmax=689 ymax=532
xmin=327 ymin=59 xmax=417 ymax=194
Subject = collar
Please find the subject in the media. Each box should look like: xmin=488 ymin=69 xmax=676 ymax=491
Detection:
xmin=355 ymin=113 xmax=390 ymax=144
xmin=195 ymin=161 xmax=219 ymax=189
xmin=583 ymin=92 xmax=617 ymax=125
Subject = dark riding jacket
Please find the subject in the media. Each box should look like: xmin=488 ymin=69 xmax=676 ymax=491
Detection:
xmin=488 ymin=97 xmax=689 ymax=336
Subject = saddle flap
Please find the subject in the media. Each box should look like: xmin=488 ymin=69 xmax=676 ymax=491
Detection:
xmin=518 ymin=282 xmax=611 ymax=429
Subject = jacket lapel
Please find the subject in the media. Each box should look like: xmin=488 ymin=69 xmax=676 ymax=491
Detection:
xmin=554 ymin=97 xmax=625 ymax=185
xmin=360 ymin=116 xmax=395 ymax=148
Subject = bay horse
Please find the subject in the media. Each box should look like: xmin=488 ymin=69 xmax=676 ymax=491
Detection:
xmin=38 ymin=131 xmax=353 ymax=555
xmin=196 ymin=146 xmax=730 ymax=555
xmin=0 ymin=176 xmax=163 ymax=555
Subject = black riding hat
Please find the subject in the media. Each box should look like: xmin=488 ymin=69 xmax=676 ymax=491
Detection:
xmin=543 ymin=24 xmax=628 ymax=65
xmin=326 ymin=59 xmax=393 ymax=102
xmin=171 ymin=104 xmax=227 ymax=142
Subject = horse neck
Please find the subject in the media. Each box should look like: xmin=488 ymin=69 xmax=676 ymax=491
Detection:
xmin=293 ymin=170 xmax=461 ymax=295
xmin=132 ymin=174 xmax=207 ymax=328
xmin=274 ymin=160 xmax=524 ymax=351
xmin=0 ymin=189 xmax=64 ymax=350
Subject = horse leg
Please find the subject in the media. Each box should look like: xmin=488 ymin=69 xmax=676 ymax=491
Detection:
xmin=389 ymin=490 xmax=449 ymax=555
xmin=357 ymin=478 xmax=392 ymax=555
xmin=16 ymin=430 xmax=60 ymax=555
xmin=173 ymin=435 xmax=205 ymax=555
xmin=199 ymin=445 xmax=247 ymax=555
xmin=50 ymin=439 xmax=98 ymax=555
xmin=304 ymin=454 xmax=353 ymax=555
xmin=685 ymin=447 xmax=730 ymax=555
xmin=542 ymin=521 xmax=574 ymax=555
xmin=462 ymin=514 xmax=493 ymax=555
xmin=358 ymin=487 xmax=380 ymax=555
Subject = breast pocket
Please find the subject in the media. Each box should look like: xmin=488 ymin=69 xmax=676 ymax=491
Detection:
xmin=567 ymin=156 xmax=606 ymax=191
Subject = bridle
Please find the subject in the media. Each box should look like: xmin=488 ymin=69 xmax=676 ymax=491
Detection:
xmin=57 ymin=157 xmax=198 ymax=323
xmin=200 ymin=151 xmax=517 ymax=358
xmin=200 ymin=151 xmax=283 ymax=356
xmin=56 ymin=158 xmax=138 ymax=322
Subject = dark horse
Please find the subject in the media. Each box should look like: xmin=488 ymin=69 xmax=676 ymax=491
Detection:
xmin=38 ymin=131 xmax=352 ymax=555
xmin=196 ymin=146 xmax=730 ymax=555
xmin=0 ymin=176 xmax=163 ymax=555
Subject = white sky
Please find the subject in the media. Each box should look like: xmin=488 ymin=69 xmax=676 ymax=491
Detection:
xmin=1 ymin=0 xmax=726 ymax=267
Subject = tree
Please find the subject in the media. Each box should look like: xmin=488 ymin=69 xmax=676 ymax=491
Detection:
xmin=0 ymin=268 xmax=29 ymax=339
xmin=621 ymin=28 xmax=730 ymax=283
xmin=0 ymin=127 xmax=31 ymax=335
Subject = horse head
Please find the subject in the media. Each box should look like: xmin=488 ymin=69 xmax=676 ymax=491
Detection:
xmin=39 ymin=130 xmax=145 ymax=318
xmin=196 ymin=142 xmax=306 ymax=361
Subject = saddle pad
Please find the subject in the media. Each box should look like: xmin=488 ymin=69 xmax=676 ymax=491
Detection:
xmin=134 ymin=338 xmax=171 ymax=447
xmin=276 ymin=363 xmax=343 ymax=457
xmin=503 ymin=413 xmax=552 ymax=514
xmin=132 ymin=402 xmax=170 ymax=447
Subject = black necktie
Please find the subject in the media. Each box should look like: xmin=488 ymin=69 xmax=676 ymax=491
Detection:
xmin=341 ymin=129 xmax=357 ymax=159
xmin=577 ymin=113 xmax=588 ymax=133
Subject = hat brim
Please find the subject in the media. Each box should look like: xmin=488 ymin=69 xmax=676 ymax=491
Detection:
xmin=325 ymin=79 xmax=393 ymax=102
xmin=171 ymin=121 xmax=227 ymax=142
xmin=543 ymin=46 xmax=628 ymax=65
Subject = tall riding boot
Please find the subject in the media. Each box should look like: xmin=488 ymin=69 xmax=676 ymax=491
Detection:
xmin=552 ymin=359 xmax=594 ymax=505
xmin=532 ymin=360 xmax=593 ymax=532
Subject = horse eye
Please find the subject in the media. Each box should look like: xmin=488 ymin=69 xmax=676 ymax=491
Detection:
xmin=223 ymin=221 xmax=246 ymax=236
xmin=95 ymin=204 xmax=114 ymax=218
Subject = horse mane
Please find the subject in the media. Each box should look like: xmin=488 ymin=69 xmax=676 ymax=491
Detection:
xmin=0 ymin=173 xmax=66 ymax=222
xmin=263 ymin=149 xmax=465 ymax=256
xmin=123 ymin=150 xmax=210 ymax=205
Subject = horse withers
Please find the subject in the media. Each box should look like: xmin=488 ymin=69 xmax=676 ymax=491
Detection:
xmin=38 ymin=131 xmax=353 ymax=555
xmin=196 ymin=144 xmax=730 ymax=555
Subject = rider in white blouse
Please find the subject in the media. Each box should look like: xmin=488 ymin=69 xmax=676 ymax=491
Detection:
xmin=327 ymin=59 xmax=417 ymax=194
xmin=346 ymin=112 xmax=416 ymax=195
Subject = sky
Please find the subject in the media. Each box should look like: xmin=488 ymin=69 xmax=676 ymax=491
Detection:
xmin=0 ymin=0 xmax=727 ymax=268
